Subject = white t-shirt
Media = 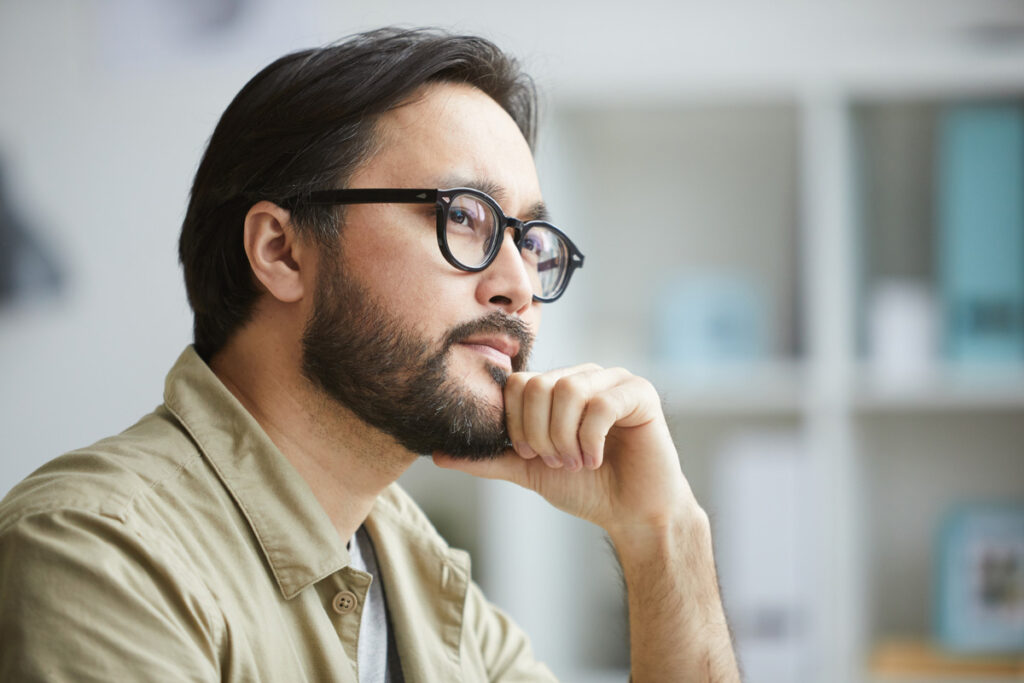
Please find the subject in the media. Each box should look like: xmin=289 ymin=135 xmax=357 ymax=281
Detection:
xmin=348 ymin=525 xmax=403 ymax=683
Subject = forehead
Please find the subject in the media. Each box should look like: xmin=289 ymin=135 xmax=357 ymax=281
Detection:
xmin=352 ymin=82 xmax=542 ymax=207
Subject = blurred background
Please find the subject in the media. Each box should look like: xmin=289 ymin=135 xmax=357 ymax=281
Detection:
xmin=2 ymin=1 xmax=1024 ymax=681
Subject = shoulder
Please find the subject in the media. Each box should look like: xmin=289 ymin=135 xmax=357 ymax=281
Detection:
xmin=0 ymin=404 xmax=207 ymax=528
xmin=0 ymin=408 xmax=225 ymax=678
xmin=0 ymin=503 xmax=222 ymax=680
xmin=0 ymin=403 xmax=227 ymax=604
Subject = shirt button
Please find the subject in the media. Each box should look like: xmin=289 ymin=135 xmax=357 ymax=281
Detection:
xmin=332 ymin=590 xmax=358 ymax=615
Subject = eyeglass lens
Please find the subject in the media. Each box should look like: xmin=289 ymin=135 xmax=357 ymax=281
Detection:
xmin=445 ymin=193 xmax=569 ymax=299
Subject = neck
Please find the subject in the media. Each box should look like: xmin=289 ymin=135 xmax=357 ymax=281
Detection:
xmin=209 ymin=331 xmax=417 ymax=543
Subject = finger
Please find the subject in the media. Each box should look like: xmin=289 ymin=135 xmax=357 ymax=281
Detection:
xmin=503 ymin=371 xmax=538 ymax=461
xmin=432 ymin=450 xmax=528 ymax=486
xmin=549 ymin=362 xmax=604 ymax=375
xmin=578 ymin=376 xmax=654 ymax=469
xmin=521 ymin=373 xmax=560 ymax=468
xmin=550 ymin=367 xmax=633 ymax=470
xmin=578 ymin=392 xmax=617 ymax=471
xmin=509 ymin=364 xmax=604 ymax=470
xmin=548 ymin=375 xmax=588 ymax=471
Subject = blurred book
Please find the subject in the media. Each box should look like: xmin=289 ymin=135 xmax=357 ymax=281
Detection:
xmin=713 ymin=431 xmax=811 ymax=682
xmin=937 ymin=105 xmax=1024 ymax=365
xmin=867 ymin=278 xmax=938 ymax=386
xmin=653 ymin=271 xmax=767 ymax=375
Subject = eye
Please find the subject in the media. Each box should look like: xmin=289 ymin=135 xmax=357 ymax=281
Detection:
xmin=446 ymin=198 xmax=490 ymax=236
xmin=521 ymin=234 xmax=544 ymax=256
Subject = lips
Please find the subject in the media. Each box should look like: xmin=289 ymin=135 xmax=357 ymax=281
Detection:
xmin=456 ymin=335 xmax=520 ymax=370
xmin=444 ymin=312 xmax=533 ymax=374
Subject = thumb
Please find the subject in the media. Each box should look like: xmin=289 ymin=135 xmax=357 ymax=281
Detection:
xmin=432 ymin=449 xmax=528 ymax=486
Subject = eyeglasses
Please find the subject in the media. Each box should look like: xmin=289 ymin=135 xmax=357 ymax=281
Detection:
xmin=281 ymin=187 xmax=584 ymax=303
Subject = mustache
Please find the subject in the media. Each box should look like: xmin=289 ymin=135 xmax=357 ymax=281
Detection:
xmin=442 ymin=311 xmax=534 ymax=374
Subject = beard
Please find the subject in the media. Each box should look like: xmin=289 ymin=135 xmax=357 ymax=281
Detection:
xmin=300 ymin=249 xmax=534 ymax=460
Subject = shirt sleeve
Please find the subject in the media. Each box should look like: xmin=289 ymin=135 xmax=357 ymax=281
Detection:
xmin=0 ymin=507 xmax=222 ymax=682
xmin=462 ymin=579 xmax=560 ymax=682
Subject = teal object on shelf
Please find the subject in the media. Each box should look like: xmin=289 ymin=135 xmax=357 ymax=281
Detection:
xmin=937 ymin=105 xmax=1024 ymax=363
xmin=653 ymin=272 xmax=767 ymax=369
xmin=934 ymin=503 xmax=1024 ymax=654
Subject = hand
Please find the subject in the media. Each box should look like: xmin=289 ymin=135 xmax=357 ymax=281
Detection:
xmin=433 ymin=364 xmax=700 ymax=537
xmin=436 ymin=364 xmax=740 ymax=682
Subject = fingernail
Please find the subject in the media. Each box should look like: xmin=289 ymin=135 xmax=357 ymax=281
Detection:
xmin=516 ymin=441 xmax=537 ymax=459
xmin=542 ymin=455 xmax=561 ymax=468
xmin=565 ymin=456 xmax=581 ymax=472
xmin=582 ymin=451 xmax=594 ymax=470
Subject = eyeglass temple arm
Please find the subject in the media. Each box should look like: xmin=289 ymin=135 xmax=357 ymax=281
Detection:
xmin=281 ymin=189 xmax=440 ymax=208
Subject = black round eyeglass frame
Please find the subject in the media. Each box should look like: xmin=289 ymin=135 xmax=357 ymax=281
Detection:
xmin=279 ymin=187 xmax=585 ymax=303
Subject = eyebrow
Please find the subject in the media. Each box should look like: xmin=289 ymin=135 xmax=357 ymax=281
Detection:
xmin=438 ymin=175 xmax=550 ymax=222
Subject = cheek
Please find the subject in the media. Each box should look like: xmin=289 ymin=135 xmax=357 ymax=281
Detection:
xmin=341 ymin=210 xmax=439 ymax=293
xmin=344 ymin=232 xmax=471 ymax=333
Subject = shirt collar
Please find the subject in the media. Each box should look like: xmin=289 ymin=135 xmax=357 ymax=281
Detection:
xmin=162 ymin=346 xmax=350 ymax=600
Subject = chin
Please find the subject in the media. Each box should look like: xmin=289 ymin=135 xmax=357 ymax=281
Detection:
xmin=472 ymin=378 xmax=506 ymax=413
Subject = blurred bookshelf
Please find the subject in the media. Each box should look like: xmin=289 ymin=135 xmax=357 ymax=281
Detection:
xmin=854 ymin=366 xmax=1024 ymax=412
xmin=851 ymin=91 xmax=1024 ymax=683
xmin=398 ymin=26 xmax=1024 ymax=682
xmin=653 ymin=361 xmax=806 ymax=416
xmin=534 ymin=98 xmax=817 ymax=680
xmin=519 ymin=79 xmax=1024 ymax=682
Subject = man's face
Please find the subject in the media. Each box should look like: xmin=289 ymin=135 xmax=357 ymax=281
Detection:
xmin=301 ymin=82 xmax=544 ymax=458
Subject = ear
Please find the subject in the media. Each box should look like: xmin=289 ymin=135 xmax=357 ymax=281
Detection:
xmin=243 ymin=201 xmax=309 ymax=304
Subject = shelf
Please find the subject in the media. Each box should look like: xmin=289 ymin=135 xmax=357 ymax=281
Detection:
xmin=652 ymin=361 xmax=805 ymax=417
xmin=654 ymin=362 xmax=1024 ymax=416
xmin=870 ymin=638 xmax=1024 ymax=680
xmin=854 ymin=367 xmax=1024 ymax=413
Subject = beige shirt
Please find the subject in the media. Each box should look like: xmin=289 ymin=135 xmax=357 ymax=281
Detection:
xmin=0 ymin=347 xmax=556 ymax=682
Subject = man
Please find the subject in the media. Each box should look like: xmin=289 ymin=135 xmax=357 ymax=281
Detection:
xmin=0 ymin=28 xmax=739 ymax=682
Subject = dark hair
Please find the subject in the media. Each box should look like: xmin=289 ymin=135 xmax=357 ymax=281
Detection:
xmin=179 ymin=27 xmax=538 ymax=361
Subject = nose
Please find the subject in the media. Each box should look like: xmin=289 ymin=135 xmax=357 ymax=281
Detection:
xmin=475 ymin=227 xmax=534 ymax=314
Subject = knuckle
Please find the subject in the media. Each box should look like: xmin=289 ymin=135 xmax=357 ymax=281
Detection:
xmin=632 ymin=375 xmax=658 ymax=398
xmin=505 ymin=372 xmax=530 ymax=393
xmin=590 ymin=392 xmax=616 ymax=413
xmin=524 ymin=374 xmax=555 ymax=400
xmin=553 ymin=374 xmax=586 ymax=401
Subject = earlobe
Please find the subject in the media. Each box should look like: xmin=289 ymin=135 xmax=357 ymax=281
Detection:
xmin=243 ymin=201 xmax=307 ymax=304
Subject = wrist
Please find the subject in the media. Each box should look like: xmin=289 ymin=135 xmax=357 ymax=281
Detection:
xmin=607 ymin=503 xmax=708 ymax=556
xmin=612 ymin=505 xmax=740 ymax=682
xmin=610 ymin=506 xmax=728 ymax=626
xmin=607 ymin=504 xmax=716 ymax=585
